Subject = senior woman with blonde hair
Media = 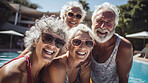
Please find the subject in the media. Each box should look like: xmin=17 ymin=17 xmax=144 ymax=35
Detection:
xmin=43 ymin=24 xmax=94 ymax=83
xmin=60 ymin=1 xmax=86 ymax=29
xmin=0 ymin=15 xmax=67 ymax=83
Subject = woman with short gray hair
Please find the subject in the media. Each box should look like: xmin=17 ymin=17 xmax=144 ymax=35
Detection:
xmin=0 ymin=15 xmax=67 ymax=83
xmin=60 ymin=1 xmax=86 ymax=29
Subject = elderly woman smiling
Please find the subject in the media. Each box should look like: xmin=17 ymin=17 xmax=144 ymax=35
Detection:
xmin=43 ymin=24 xmax=94 ymax=83
xmin=60 ymin=1 xmax=86 ymax=29
xmin=0 ymin=15 xmax=67 ymax=83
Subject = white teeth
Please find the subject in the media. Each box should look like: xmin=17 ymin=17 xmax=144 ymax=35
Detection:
xmin=77 ymin=52 xmax=86 ymax=55
xmin=71 ymin=22 xmax=76 ymax=24
xmin=97 ymin=30 xmax=106 ymax=34
xmin=44 ymin=49 xmax=54 ymax=54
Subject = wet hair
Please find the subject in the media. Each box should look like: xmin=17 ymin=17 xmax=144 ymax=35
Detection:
xmin=24 ymin=15 xmax=67 ymax=50
xmin=60 ymin=1 xmax=86 ymax=22
xmin=67 ymin=24 xmax=94 ymax=43
xmin=91 ymin=2 xmax=120 ymax=27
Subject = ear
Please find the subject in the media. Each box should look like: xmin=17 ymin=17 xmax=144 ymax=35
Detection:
xmin=32 ymin=39 xmax=38 ymax=47
xmin=32 ymin=43 xmax=36 ymax=47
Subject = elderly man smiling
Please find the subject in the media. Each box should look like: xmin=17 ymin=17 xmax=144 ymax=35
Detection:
xmin=91 ymin=2 xmax=133 ymax=83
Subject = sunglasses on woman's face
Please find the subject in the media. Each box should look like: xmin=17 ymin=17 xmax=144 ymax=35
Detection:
xmin=67 ymin=12 xmax=82 ymax=19
xmin=42 ymin=33 xmax=66 ymax=48
xmin=71 ymin=39 xmax=94 ymax=48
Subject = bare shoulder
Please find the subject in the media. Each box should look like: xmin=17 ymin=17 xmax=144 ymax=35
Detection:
xmin=0 ymin=57 xmax=27 ymax=82
xmin=120 ymin=37 xmax=132 ymax=49
xmin=117 ymin=37 xmax=133 ymax=61
xmin=43 ymin=54 xmax=67 ymax=83
xmin=45 ymin=54 xmax=67 ymax=76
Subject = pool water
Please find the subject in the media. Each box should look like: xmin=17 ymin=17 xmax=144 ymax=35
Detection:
xmin=0 ymin=52 xmax=20 ymax=66
xmin=0 ymin=52 xmax=148 ymax=83
xmin=129 ymin=60 xmax=148 ymax=83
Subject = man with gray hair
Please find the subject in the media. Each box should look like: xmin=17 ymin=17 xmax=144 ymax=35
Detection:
xmin=91 ymin=2 xmax=133 ymax=83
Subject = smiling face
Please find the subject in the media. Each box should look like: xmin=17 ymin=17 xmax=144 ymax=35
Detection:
xmin=69 ymin=31 xmax=93 ymax=62
xmin=35 ymin=30 xmax=65 ymax=63
xmin=65 ymin=7 xmax=82 ymax=29
xmin=92 ymin=9 xmax=115 ymax=43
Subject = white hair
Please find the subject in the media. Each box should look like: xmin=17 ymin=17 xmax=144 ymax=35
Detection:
xmin=24 ymin=15 xmax=67 ymax=50
xmin=67 ymin=24 xmax=94 ymax=42
xmin=91 ymin=2 xmax=120 ymax=27
xmin=60 ymin=1 xmax=86 ymax=22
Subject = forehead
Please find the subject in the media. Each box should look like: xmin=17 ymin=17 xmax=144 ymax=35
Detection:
xmin=74 ymin=31 xmax=91 ymax=40
xmin=68 ymin=7 xmax=82 ymax=14
xmin=95 ymin=9 xmax=115 ymax=20
xmin=43 ymin=29 xmax=63 ymax=39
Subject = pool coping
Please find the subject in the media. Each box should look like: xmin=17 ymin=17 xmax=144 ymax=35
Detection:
xmin=133 ymin=56 xmax=148 ymax=65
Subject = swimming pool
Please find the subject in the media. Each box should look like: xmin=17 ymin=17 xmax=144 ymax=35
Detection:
xmin=0 ymin=52 xmax=148 ymax=82
xmin=0 ymin=51 xmax=20 ymax=66
xmin=129 ymin=60 xmax=148 ymax=83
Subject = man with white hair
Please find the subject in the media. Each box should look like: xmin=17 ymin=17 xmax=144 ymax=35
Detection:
xmin=91 ymin=2 xmax=133 ymax=83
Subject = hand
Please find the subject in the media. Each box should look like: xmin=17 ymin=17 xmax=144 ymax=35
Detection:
xmin=18 ymin=48 xmax=31 ymax=58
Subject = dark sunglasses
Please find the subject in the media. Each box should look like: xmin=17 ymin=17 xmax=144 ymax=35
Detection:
xmin=67 ymin=12 xmax=82 ymax=19
xmin=71 ymin=39 xmax=94 ymax=48
xmin=42 ymin=33 xmax=66 ymax=48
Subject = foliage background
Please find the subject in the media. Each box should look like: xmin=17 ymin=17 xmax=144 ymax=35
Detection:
xmin=116 ymin=0 xmax=148 ymax=50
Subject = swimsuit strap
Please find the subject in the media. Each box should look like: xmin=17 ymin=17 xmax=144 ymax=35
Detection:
xmin=75 ymin=64 xmax=81 ymax=83
xmin=65 ymin=72 xmax=69 ymax=83
xmin=24 ymin=55 xmax=32 ymax=83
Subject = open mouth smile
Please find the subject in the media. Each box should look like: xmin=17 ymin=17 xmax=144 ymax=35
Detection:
xmin=43 ymin=48 xmax=55 ymax=55
xmin=69 ymin=21 xmax=77 ymax=25
xmin=97 ymin=30 xmax=107 ymax=38
xmin=76 ymin=51 xmax=86 ymax=56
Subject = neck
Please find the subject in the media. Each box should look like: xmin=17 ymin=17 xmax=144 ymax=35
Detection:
xmin=67 ymin=51 xmax=80 ymax=69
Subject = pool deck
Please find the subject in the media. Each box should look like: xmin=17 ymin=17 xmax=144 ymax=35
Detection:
xmin=133 ymin=56 xmax=148 ymax=63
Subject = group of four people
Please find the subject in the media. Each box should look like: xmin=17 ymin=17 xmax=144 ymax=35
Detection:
xmin=0 ymin=1 xmax=133 ymax=83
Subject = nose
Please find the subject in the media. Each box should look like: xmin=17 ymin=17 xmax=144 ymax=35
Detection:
xmin=49 ymin=40 xmax=56 ymax=47
xmin=100 ymin=22 xmax=106 ymax=29
xmin=72 ymin=15 xmax=77 ymax=20
xmin=79 ymin=42 xmax=86 ymax=48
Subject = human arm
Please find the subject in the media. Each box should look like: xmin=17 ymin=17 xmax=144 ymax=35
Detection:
xmin=117 ymin=39 xmax=133 ymax=83
xmin=0 ymin=58 xmax=27 ymax=83
xmin=19 ymin=48 xmax=30 ymax=57
xmin=44 ymin=59 xmax=67 ymax=83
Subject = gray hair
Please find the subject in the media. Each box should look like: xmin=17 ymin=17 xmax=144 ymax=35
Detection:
xmin=24 ymin=15 xmax=67 ymax=50
xmin=60 ymin=1 xmax=86 ymax=22
xmin=91 ymin=2 xmax=120 ymax=27
xmin=67 ymin=24 xmax=94 ymax=42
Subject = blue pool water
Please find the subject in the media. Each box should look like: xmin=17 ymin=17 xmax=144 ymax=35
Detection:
xmin=0 ymin=52 xmax=20 ymax=66
xmin=129 ymin=60 xmax=148 ymax=83
xmin=0 ymin=52 xmax=148 ymax=83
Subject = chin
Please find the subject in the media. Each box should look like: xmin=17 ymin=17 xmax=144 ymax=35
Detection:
xmin=94 ymin=30 xmax=115 ymax=43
